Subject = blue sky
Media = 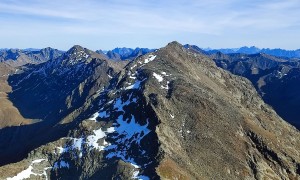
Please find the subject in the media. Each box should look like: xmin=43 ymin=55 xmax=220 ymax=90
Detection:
xmin=0 ymin=0 xmax=299 ymax=50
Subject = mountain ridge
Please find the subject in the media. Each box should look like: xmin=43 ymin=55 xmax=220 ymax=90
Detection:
xmin=0 ymin=45 xmax=126 ymax=166
xmin=0 ymin=47 xmax=64 ymax=67
xmin=0 ymin=41 xmax=299 ymax=179
xmin=185 ymin=44 xmax=300 ymax=58
xmin=97 ymin=47 xmax=155 ymax=61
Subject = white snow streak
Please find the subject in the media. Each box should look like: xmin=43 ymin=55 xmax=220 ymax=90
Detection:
xmin=89 ymin=112 xmax=99 ymax=122
xmin=153 ymin=72 xmax=163 ymax=82
xmin=144 ymin=55 xmax=156 ymax=64
xmin=125 ymin=80 xmax=143 ymax=90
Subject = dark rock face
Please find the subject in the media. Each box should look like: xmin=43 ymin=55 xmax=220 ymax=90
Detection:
xmin=0 ymin=42 xmax=299 ymax=179
xmin=259 ymin=68 xmax=300 ymax=128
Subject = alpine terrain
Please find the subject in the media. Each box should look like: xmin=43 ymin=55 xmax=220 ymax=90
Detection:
xmin=0 ymin=42 xmax=299 ymax=180
xmin=184 ymin=44 xmax=300 ymax=129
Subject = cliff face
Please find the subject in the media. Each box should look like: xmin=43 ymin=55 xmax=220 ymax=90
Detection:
xmin=0 ymin=42 xmax=299 ymax=180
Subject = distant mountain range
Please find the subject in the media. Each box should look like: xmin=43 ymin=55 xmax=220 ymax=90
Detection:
xmin=186 ymin=45 xmax=300 ymax=58
xmin=2 ymin=45 xmax=299 ymax=64
xmin=0 ymin=48 xmax=64 ymax=67
xmin=97 ymin=47 xmax=155 ymax=61
xmin=0 ymin=47 xmax=154 ymax=67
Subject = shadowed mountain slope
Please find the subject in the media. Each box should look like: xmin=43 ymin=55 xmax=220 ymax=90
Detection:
xmin=0 ymin=45 xmax=126 ymax=165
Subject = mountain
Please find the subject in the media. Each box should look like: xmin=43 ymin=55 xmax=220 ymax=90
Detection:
xmin=95 ymin=49 xmax=106 ymax=56
xmin=97 ymin=47 xmax=155 ymax=61
xmin=260 ymin=48 xmax=300 ymax=58
xmin=111 ymin=47 xmax=134 ymax=57
xmin=0 ymin=42 xmax=299 ymax=179
xmin=0 ymin=45 xmax=126 ymax=166
xmin=236 ymin=46 xmax=261 ymax=54
xmin=27 ymin=47 xmax=64 ymax=62
xmin=126 ymin=48 xmax=155 ymax=60
xmin=210 ymin=51 xmax=300 ymax=129
xmin=0 ymin=47 xmax=63 ymax=67
xmin=106 ymin=50 xmax=122 ymax=61
xmin=185 ymin=44 xmax=300 ymax=58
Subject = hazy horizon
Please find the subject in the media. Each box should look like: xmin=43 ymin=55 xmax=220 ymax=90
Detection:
xmin=1 ymin=43 xmax=300 ymax=52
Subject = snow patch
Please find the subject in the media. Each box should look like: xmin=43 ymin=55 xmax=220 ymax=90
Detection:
xmin=72 ymin=138 xmax=84 ymax=151
xmin=132 ymin=166 xmax=150 ymax=180
xmin=106 ymin=127 xmax=115 ymax=133
xmin=138 ymin=176 xmax=150 ymax=180
xmin=86 ymin=128 xmax=108 ymax=151
xmin=115 ymin=115 xmax=150 ymax=143
xmin=106 ymin=114 xmax=150 ymax=167
xmin=7 ymin=159 xmax=47 ymax=180
xmin=114 ymin=97 xmax=131 ymax=112
xmin=56 ymin=126 xmax=115 ymax=158
xmin=129 ymin=75 xmax=136 ymax=79
xmin=56 ymin=147 xmax=66 ymax=154
xmin=161 ymin=81 xmax=169 ymax=89
xmin=132 ymin=170 xmax=140 ymax=179
xmin=99 ymin=110 xmax=110 ymax=118
xmin=153 ymin=72 xmax=163 ymax=82
xmin=125 ymin=80 xmax=143 ymax=90
xmin=89 ymin=112 xmax=99 ymax=122
xmin=144 ymin=55 xmax=156 ymax=64
xmin=170 ymin=114 xmax=175 ymax=119
xmin=130 ymin=64 xmax=137 ymax=70
xmin=53 ymin=160 xmax=69 ymax=169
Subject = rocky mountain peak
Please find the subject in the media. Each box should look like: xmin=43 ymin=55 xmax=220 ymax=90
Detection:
xmin=68 ymin=45 xmax=85 ymax=52
xmin=165 ymin=41 xmax=182 ymax=49
xmin=111 ymin=47 xmax=134 ymax=56
xmin=38 ymin=47 xmax=62 ymax=60
xmin=40 ymin=47 xmax=55 ymax=53
xmin=60 ymin=45 xmax=107 ymax=66
xmin=66 ymin=45 xmax=87 ymax=57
